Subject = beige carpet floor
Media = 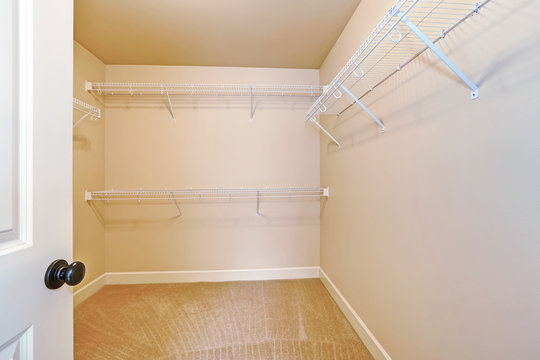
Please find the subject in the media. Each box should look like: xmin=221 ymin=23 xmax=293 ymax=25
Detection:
xmin=74 ymin=279 xmax=373 ymax=360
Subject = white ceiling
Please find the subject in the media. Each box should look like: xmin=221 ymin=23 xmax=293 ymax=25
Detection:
xmin=74 ymin=0 xmax=361 ymax=69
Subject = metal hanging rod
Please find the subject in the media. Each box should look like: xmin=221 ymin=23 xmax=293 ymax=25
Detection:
xmin=73 ymin=98 xmax=101 ymax=128
xmin=85 ymin=187 xmax=329 ymax=216
xmin=86 ymin=82 xmax=324 ymax=98
xmin=306 ymin=0 xmax=490 ymax=147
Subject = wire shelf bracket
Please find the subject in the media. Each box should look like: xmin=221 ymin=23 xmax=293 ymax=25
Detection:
xmin=397 ymin=11 xmax=479 ymax=100
xmin=85 ymin=187 xmax=329 ymax=217
xmin=309 ymin=118 xmax=342 ymax=148
xmin=170 ymin=192 xmax=183 ymax=217
xmin=73 ymin=98 xmax=101 ymax=128
xmin=338 ymin=82 xmax=385 ymax=131
xmin=249 ymin=85 xmax=255 ymax=122
xmin=163 ymin=85 xmax=176 ymax=122
xmin=306 ymin=0 xmax=489 ymax=146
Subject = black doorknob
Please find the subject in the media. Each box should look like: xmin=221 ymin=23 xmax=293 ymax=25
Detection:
xmin=44 ymin=259 xmax=86 ymax=289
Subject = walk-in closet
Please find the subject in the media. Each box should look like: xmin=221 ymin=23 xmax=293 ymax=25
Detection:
xmin=1 ymin=0 xmax=538 ymax=359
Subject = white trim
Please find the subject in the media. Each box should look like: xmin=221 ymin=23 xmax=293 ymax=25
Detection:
xmin=73 ymin=267 xmax=319 ymax=305
xmin=319 ymin=268 xmax=392 ymax=360
xmin=0 ymin=0 xmax=33 ymax=257
xmin=106 ymin=266 xmax=320 ymax=285
xmin=0 ymin=325 xmax=33 ymax=360
xmin=18 ymin=0 xmax=33 ymax=250
xmin=73 ymin=273 xmax=106 ymax=307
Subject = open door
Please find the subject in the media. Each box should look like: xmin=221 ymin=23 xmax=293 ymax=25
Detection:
xmin=0 ymin=0 xmax=75 ymax=359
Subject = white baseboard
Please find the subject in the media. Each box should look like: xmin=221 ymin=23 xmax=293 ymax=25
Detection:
xmin=73 ymin=273 xmax=106 ymax=307
xmin=73 ymin=266 xmax=319 ymax=306
xmin=319 ymin=268 xmax=392 ymax=360
xmin=106 ymin=266 xmax=320 ymax=285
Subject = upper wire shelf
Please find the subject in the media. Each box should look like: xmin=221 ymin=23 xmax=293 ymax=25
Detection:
xmin=307 ymin=0 xmax=489 ymax=146
xmin=73 ymin=98 xmax=101 ymax=128
xmin=86 ymin=82 xmax=324 ymax=98
xmin=86 ymin=82 xmax=324 ymax=122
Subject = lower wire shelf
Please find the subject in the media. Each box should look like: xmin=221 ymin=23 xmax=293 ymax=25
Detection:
xmin=85 ymin=187 xmax=329 ymax=216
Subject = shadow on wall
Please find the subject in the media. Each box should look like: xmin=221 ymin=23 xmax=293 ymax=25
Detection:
xmin=87 ymin=200 xmax=106 ymax=226
xmin=320 ymin=0 xmax=539 ymax=153
xmin=87 ymin=198 xmax=323 ymax=228
xmin=102 ymin=96 xmax=316 ymax=124
xmin=102 ymin=97 xmax=316 ymax=111
xmin=73 ymin=133 xmax=92 ymax=151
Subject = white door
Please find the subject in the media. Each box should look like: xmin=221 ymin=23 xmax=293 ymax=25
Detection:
xmin=0 ymin=0 xmax=74 ymax=359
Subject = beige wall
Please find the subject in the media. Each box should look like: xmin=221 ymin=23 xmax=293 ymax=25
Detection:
xmin=319 ymin=0 xmax=540 ymax=359
xmin=103 ymin=65 xmax=321 ymax=272
xmin=73 ymin=42 xmax=106 ymax=292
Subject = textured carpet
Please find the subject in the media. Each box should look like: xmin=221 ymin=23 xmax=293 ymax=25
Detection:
xmin=74 ymin=279 xmax=373 ymax=360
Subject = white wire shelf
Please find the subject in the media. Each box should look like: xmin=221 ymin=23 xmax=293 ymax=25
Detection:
xmin=86 ymin=82 xmax=324 ymax=98
xmin=86 ymin=187 xmax=329 ymax=216
xmin=307 ymin=0 xmax=490 ymax=147
xmin=86 ymin=82 xmax=323 ymax=122
xmin=73 ymin=98 xmax=101 ymax=128
xmin=86 ymin=187 xmax=329 ymax=201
